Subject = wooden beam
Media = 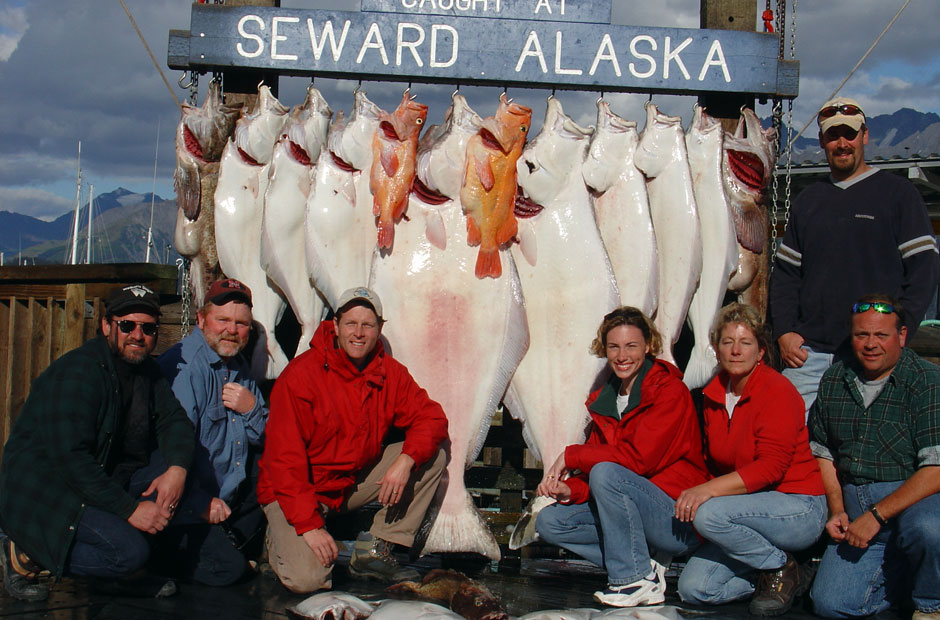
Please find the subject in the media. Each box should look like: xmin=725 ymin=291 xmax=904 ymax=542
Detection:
xmin=699 ymin=0 xmax=758 ymax=128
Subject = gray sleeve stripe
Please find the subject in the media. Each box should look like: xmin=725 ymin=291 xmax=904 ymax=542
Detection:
xmin=917 ymin=446 xmax=940 ymax=467
xmin=776 ymin=244 xmax=802 ymax=266
xmin=811 ymin=441 xmax=833 ymax=461
xmin=899 ymin=236 xmax=939 ymax=259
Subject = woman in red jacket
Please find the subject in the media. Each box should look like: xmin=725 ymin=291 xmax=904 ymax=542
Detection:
xmin=535 ymin=307 xmax=709 ymax=608
xmin=676 ymin=303 xmax=826 ymax=615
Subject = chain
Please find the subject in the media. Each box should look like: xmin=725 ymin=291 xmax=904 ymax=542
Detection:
xmin=177 ymin=258 xmax=192 ymax=337
xmin=783 ymin=0 xmax=796 ymax=244
xmin=770 ymin=98 xmax=783 ymax=267
xmin=189 ymin=71 xmax=199 ymax=106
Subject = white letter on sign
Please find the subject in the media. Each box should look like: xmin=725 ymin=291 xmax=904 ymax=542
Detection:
xmin=589 ymin=33 xmax=621 ymax=77
xmin=628 ymin=35 xmax=656 ymax=79
xmin=554 ymin=31 xmax=582 ymax=75
xmin=397 ymin=23 xmax=425 ymax=67
xmin=663 ymin=36 xmax=692 ymax=80
xmin=534 ymin=0 xmax=552 ymax=14
xmin=357 ymin=22 xmax=390 ymax=65
xmin=430 ymin=24 xmax=458 ymax=68
xmin=307 ymin=19 xmax=350 ymax=62
xmin=271 ymin=16 xmax=298 ymax=61
xmin=236 ymin=15 xmax=265 ymax=58
xmin=515 ymin=30 xmax=548 ymax=73
xmin=698 ymin=39 xmax=731 ymax=82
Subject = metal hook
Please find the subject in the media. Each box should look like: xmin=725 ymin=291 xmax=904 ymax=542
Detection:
xmin=597 ymin=90 xmax=605 ymax=104
xmin=178 ymin=72 xmax=193 ymax=89
xmin=257 ymin=79 xmax=265 ymax=91
xmin=452 ymin=86 xmax=460 ymax=98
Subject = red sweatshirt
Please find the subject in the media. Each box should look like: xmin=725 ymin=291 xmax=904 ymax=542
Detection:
xmin=701 ymin=361 xmax=824 ymax=495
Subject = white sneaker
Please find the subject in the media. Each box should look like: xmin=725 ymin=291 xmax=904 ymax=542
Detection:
xmin=593 ymin=568 xmax=665 ymax=607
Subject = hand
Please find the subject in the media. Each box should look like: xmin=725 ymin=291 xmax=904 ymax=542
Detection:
xmin=128 ymin=501 xmax=171 ymax=534
xmin=142 ymin=465 xmax=187 ymax=514
xmin=222 ymin=382 xmax=256 ymax=414
xmin=845 ymin=511 xmax=881 ymax=549
xmin=378 ymin=453 xmax=415 ymax=506
xmin=778 ymin=332 xmax=808 ymax=368
xmin=824 ymin=511 xmax=850 ymax=542
xmin=536 ymin=454 xmax=570 ymax=498
xmin=202 ymin=497 xmax=232 ymax=524
xmin=302 ymin=528 xmax=338 ymax=567
xmin=675 ymin=483 xmax=717 ymax=522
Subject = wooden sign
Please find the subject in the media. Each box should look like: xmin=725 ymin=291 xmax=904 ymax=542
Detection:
xmin=168 ymin=3 xmax=797 ymax=97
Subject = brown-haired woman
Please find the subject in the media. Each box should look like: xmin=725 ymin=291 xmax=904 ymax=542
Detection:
xmin=535 ymin=307 xmax=709 ymax=607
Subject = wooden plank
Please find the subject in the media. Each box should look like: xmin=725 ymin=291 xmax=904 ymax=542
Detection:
xmin=21 ymin=298 xmax=35 ymax=401
xmin=1 ymin=298 xmax=14 ymax=453
xmin=9 ymin=299 xmax=30 ymax=427
xmin=38 ymin=297 xmax=54 ymax=375
xmin=64 ymin=283 xmax=85 ymax=353
xmin=51 ymin=299 xmax=68 ymax=362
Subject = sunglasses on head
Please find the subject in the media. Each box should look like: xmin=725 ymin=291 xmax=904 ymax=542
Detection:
xmin=819 ymin=104 xmax=864 ymax=119
xmin=852 ymin=302 xmax=895 ymax=315
xmin=114 ymin=319 xmax=159 ymax=336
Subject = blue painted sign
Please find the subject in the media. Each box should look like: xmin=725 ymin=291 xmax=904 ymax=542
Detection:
xmin=169 ymin=4 xmax=797 ymax=97
xmin=360 ymin=0 xmax=612 ymax=24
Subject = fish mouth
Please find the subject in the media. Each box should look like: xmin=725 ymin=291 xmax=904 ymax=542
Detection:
xmin=289 ymin=140 xmax=312 ymax=166
xmin=727 ymin=149 xmax=765 ymax=192
xmin=380 ymin=120 xmax=401 ymax=141
xmin=412 ymin=177 xmax=450 ymax=205
xmin=514 ymin=185 xmax=543 ymax=219
xmin=183 ymin=124 xmax=208 ymax=163
xmin=237 ymin=147 xmax=263 ymax=167
xmin=480 ymin=128 xmax=506 ymax=154
xmin=330 ymin=151 xmax=357 ymax=172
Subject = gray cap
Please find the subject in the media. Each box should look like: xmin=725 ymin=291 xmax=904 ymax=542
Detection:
xmin=335 ymin=286 xmax=383 ymax=320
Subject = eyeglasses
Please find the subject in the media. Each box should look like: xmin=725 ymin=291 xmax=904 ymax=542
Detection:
xmin=852 ymin=302 xmax=895 ymax=315
xmin=819 ymin=104 xmax=864 ymax=119
xmin=115 ymin=320 xmax=159 ymax=336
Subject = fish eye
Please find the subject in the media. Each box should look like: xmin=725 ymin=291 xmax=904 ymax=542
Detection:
xmin=521 ymin=125 xmax=528 ymax=132
xmin=416 ymin=118 xmax=424 ymax=124
xmin=475 ymin=600 xmax=483 ymax=607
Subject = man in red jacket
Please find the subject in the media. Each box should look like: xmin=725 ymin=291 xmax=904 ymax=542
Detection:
xmin=257 ymin=287 xmax=447 ymax=593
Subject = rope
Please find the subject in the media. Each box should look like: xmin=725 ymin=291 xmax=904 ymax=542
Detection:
xmin=788 ymin=0 xmax=911 ymax=150
xmin=118 ymin=0 xmax=182 ymax=110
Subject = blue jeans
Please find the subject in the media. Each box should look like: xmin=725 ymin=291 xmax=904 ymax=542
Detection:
xmin=811 ymin=482 xmax=940 ymax=617
xmin=536 ymin=463 xmax=700 ymax=585
xmin=782 ymin=346 xmax=834 ymax=421
xmin=677 ymin=492 xmax=827 ymax=604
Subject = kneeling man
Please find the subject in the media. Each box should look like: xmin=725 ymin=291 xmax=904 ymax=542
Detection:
xmin=257 ymin=287 xmax=447 ymax=593
xmin=810 ymin=295 xmax=940 ymax=619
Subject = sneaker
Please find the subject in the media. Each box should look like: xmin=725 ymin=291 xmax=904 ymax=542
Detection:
xmin=748 ymin=553 xmax=801 ymax=616
xmin=348 ymin=534 xmax=420 ymax=583
xmin=0 ymin=537 xmax=48 ymax=602
xmin=593 ymin=568 xmax=665 ymax=607
xmin=913 ymin=611 xmax=940 ymax=620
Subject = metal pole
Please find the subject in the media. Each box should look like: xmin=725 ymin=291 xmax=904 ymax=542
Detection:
xmin=85 ymin=184 xmax=93 ymax=264
xmin=69 ymin=142 xmax=82 ymax=265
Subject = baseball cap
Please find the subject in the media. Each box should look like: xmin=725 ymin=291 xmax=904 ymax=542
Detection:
xmin=335 ymin=286 xmax=383 ymax=320
xmin=818 ymin=97 xmax=866 ymax=134
xmin=206 ymin=278 xmax=253 ymax=307
xmin=105 ymin=284 xmax=161 ymax=317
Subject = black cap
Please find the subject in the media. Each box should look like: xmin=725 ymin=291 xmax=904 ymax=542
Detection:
xmin=105 ymin=284 xmax=161 ymax=317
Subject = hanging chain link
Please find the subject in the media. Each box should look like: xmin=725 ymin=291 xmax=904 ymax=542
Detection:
xmin=782 ymin=0 xmax=797 ymax=242
xmin=177 ymin=258 xmax=192 ymax=338
xmin=188 ymin=71 xmax=199 ymax=106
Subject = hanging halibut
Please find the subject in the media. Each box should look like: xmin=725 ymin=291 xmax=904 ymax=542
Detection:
xmin=460 ymin=93 xmax=532 ymax=279
xmin=261 ymin=85 xmax=332 ymax=356
xmin=173 ymin=80 xmax=241 ymax=308
xmin=683 ymin=105 xmax=740 ymax=388
xmin=582 ymin=99 xmax=659 ymax=317
xmin=634 ymin=102 xmax=702 ymax=365
xmin=724 ymin=107 xmax=776 ymax=317
xmin=508 ymin=97 xmax=619 ymax=485
xmin=371 ymin=89 xmax=427 ymax=250
xmin=214 ymin=85 xmax=290 ymax=378
xmin=305 ymin=90 xmax=382 ymax=310
xmin=372 ymin=93 xmax=529 ymax=561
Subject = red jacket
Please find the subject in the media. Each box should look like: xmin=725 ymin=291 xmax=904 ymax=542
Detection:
xmin=257 ymin=320 xmax=448 ymax=535
xmin=564 ymin=359 xmax=709 ymax=502
xmin=701 ymin=361 xmax=824 ymax=495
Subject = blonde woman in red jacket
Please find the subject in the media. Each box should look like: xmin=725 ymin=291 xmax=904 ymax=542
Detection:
xmin=676 ymin=303 xmax=826 ymax=616
xmin=535 ymin=307 xmax=709 ymax=608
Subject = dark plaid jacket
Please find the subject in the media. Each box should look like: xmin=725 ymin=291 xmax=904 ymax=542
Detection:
xmin=0 ymin=335 xmax=194 ymax=576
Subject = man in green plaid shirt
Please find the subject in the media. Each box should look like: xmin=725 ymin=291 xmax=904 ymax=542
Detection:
xmin=808 ymin=294 xmax=940 ymax=620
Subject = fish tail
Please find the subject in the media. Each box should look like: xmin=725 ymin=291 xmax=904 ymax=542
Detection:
xmin=474 ymin=247 xmax=502 ymax=279
xmin=466 ymin=216 xmax=482 ymax=246
xmin=372 ymin=197 xmax=381 ymax=217
xmin=377 ymin=219 xmax=395 ymax=249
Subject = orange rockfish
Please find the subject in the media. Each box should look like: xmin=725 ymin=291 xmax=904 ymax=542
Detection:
xmin=460 ymin=93 xmax=531 ymax=278
xmin=370 ymin=90 xmax=427 ymax=249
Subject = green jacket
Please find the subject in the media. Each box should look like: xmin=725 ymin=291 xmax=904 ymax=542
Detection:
xmin=0 ymin=335 xmax=194 ymax=576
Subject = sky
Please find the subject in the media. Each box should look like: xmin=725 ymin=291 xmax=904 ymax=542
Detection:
xmin=0 ymin=0 xmax=938 ymax=221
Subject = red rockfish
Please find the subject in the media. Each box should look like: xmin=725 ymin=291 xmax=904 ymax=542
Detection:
xmin=370 ymin=90 xmax=427 ymax=249
xmin=460 ymin=93 xmax=531 ymax=278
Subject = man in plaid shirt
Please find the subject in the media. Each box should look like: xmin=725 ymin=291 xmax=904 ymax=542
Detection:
xmin=808 ymin=294 xmax=940 ymax=620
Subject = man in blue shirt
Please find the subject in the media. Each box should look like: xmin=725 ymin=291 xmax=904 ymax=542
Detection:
xmin=159 ymin=278 xmax=268 ymax=586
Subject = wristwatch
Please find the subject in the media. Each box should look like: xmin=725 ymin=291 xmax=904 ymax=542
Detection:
xmin=868 ymin=505 xmax=888 ymax=526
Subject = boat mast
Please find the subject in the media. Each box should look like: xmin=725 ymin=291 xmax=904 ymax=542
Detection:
xmin=69 ymin=141 xmax=82 ymax=265
xmin=145 ymin=120 xmax=160 ymax=263
xmin=85 ymin=184 xmax=94 ymax=264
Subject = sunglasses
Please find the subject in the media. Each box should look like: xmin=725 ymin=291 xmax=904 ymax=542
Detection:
xmin=114 ymin=320 xmax=159 ymax=336
xmin=852 ymin=302 xmax=895 ymax=315
xmin=819 ymin=104 xmax=864 ymax=119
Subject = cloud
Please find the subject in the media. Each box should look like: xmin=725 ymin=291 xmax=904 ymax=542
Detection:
xmin=0 ymin=187 xmax=72 ymax=221
xmin=0 ymin=4 xmax=28 ymax=61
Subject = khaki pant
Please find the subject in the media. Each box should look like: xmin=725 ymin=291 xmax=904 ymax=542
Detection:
xmin=263 ymin=442 xmax=445 ymax=593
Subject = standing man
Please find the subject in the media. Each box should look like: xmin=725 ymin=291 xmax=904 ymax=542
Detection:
xmin=158 ymin=278 xmax=267 ymax=586
xmin=0 ymin=284 xmax=194 ymax=601
xmin=769 ymin=97 xmax=939 ymax=416
xmin=809 ymin=295 xmax=940 ymax=619
xmin=257 ymin=287 xmax=447 ymax=594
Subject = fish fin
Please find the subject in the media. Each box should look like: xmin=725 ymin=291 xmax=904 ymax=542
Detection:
xmin=466 ymin=215 xmax=482 ymax=246
xmin=496 ymin=212 xmax=518 ymax=247
xmin=475 ymin=248 xmax=502 ymax=279
xmin=474 ymin=154 xmax=495 ymax=192
xmin=372 ymin=196 xmax=381 ymax=217
xmin=518 ymin=220 xmax=537 ymax=266
xmin=425 ymin=210 xmax=447 ymax=250
xmin=736 ymin=203 xmax=767 ymax=254
xmin=381 ymin=145 xmax=399 ymax=177
xmin=377 ymin=219 xmax=394 ymax=249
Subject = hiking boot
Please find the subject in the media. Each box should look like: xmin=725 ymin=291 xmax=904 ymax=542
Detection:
xmin=348 ymin=534 xmax=420 ymax=583
xmin=593 ymin=561 xmax=666 ymax=608
xmin=748 ymin=553 xmax=801 ymax=616
xmin=0 ymin=537 xmax=48 ymax=602
xmin=913 ymin=611 xmax=940 ymax=620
